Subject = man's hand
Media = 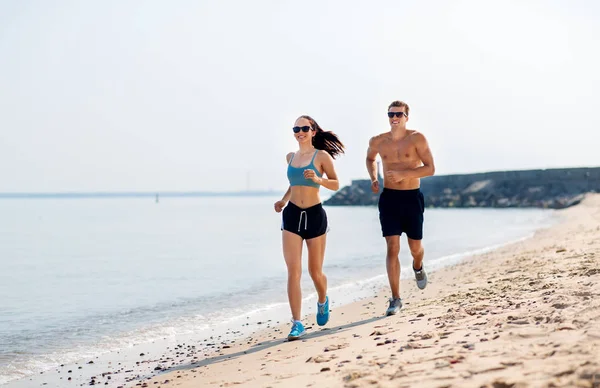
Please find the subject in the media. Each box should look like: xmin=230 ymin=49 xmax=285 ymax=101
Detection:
xmin=385 ymin=170 xmax=405 ymax=183
xmin=371 ymin=179 xmax=380 ymax=193
xmin=274 ymin=200 xmax=287 ymax=213
xmin=303 ymin=169 xmax=322 ymax=184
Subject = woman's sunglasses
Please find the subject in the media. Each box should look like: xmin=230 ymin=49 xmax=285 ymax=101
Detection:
xmin=293 ymin=126 xmax=312 ymax=133
xmin=387 ymin=112 xmax=407 ymax=118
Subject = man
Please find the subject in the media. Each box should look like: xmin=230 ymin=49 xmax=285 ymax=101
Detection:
xmin=366 ymin=100 xmax=436 ymax=316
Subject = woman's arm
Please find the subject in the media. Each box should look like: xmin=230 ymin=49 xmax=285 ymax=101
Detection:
xmin=304 ymin=151 xmax=340 ymax=191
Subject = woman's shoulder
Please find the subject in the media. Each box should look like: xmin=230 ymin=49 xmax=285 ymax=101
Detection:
xmin=315 ymin=149 xmax=332 ymax=162
xmin=286 ymin=151 xmax=295 ymax=163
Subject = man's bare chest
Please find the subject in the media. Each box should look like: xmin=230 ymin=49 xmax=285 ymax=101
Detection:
xmin=378 ymin=140 xmax=417 ymax=162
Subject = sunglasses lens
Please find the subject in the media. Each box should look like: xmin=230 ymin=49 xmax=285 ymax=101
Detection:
xmin=302 ymin=126 xmax=311 ymax=132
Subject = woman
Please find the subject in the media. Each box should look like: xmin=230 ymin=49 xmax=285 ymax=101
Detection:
xmin=273 ymin=115 xmax=345 ymax=341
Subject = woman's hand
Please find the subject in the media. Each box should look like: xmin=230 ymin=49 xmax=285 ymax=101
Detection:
xmin=274 ymin=200 xmax=287 ymax=213
xmin=303 ymin=169 xmax=322 ymax=184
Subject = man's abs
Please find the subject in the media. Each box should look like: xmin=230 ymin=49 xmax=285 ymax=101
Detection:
xmin=384 ymin=177 xmax=420 ymax=190
xmin=382 ymin=161 xmax=421 ymax=190
xmin=376 ymin=132 xmax=422 ymax=190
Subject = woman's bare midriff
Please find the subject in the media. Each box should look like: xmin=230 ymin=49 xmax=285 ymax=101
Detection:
xmin=289 ymin=186 xmax=321 ymax=208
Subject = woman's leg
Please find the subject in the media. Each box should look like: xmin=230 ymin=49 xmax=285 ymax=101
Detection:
xmin=282 ymin=230 xmax=304 ymax=320
xmin=307 ymin=233 xmax=329 ymax=326
xmin=306 ymin=233 xmax=327 ymax=304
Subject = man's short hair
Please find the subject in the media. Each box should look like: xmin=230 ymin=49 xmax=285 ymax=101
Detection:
xmin=388 ymin=100 xmax=410 ymax=116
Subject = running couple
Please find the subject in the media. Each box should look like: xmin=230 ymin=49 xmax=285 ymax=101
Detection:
xmin=273 ymin=101 xmax=436 ymax=341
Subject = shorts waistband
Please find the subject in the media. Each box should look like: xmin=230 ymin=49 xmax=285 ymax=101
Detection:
xmin=287 ymin=201 xmax=323 ymax=212
xmin=382 ymin=188 xmax=421 ymax=196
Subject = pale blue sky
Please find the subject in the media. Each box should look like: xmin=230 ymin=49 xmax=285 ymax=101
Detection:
xmin=1 ymin=0 xmax=599 ymax=192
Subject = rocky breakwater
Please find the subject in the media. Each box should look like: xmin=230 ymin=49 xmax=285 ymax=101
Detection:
xmin=324 ymin=167 xmax=600 ymax=209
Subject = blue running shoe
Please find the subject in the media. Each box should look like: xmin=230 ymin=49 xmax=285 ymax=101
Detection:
xmin=316 ymin=296 xmax=330 ymax=326
xmin=287 ymin=320 xmax=306 ymax=341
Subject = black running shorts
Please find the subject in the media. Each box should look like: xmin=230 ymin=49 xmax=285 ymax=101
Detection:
xmin=281 ymin=202 xmax=328 ymax=240
xmin=378 ymin=188 xmax=425 ymax=240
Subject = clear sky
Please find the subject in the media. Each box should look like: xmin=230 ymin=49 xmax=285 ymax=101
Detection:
xmin=1 ymin=0 xmax=599 ymax=193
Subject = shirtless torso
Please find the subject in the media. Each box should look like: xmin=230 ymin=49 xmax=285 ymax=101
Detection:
xmin=367 ymin=130 xmax=429 ymax=190
xmin=365 ymin=101 xmax=436 ymax=315
xmin=367 ymin=129 xmax=434 ymax=194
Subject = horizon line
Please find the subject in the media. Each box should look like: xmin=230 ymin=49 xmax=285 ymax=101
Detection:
xmin=0 ymin=189 xmax=284 ymax=199
xmin=3 ymin=166 xmax=599 ymax=198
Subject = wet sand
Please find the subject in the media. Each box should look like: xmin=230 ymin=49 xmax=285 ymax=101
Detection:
xmin=143 ymin=194 xmax=600 ymax=388
xmin=12 ymin=195 xmax=600 ymax=388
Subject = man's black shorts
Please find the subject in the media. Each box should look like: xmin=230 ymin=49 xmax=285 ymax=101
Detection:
xmin=378 ymin=188 xmax=425 ymax=240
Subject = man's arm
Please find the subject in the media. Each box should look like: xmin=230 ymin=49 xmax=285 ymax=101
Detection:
xmin=366 ymin=137 xmax=379 ymax=182
xmin=392 ymin=133 xmax=435 ymax=179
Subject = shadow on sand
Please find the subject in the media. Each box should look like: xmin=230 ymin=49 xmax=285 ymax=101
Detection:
xmin=159 ymin=314 xmax=388 ymax=375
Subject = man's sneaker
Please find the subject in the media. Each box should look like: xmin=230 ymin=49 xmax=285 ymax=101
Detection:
xmin=316 ymin=296 xmax=330 ymax=326
xmin=413 ymin=263 xmax=428 ymax=290
xmin=385 ymin=297 xmax=402 ymax=316
xmin=287 ymin=320 xmax=306 ymax=341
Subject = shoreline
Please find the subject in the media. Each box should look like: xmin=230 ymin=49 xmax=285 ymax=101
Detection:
xmin=0 ymin=210 xmax=557 ymax=387
xmin=4 ymin=202 xmax=596 ymax=387
xmin=142 ymin=194 xmax=600 ymax=387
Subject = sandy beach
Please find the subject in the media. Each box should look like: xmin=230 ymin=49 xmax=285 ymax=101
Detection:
xmin=133 ymin=194 xmax=599 ymax=388
xmin=13 ymin=195 xmax=598 ymax=388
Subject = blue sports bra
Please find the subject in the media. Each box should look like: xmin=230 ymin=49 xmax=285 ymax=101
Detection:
xmin=287 ymin=150 xmax=322 ymax=188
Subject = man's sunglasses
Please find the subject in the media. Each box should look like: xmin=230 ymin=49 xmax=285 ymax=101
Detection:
xmin=387 ymin=112 xmax=407 ymax=118
xmin=293 ymin=126 xmax=312 ymax=133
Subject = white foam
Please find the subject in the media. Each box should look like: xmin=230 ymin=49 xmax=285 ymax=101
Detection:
xmin=1 ymin=211 xmax=557 ymax=385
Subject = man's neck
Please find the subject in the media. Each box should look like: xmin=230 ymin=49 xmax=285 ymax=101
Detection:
xmin=390 ymin=125 xmax=407 ymax=140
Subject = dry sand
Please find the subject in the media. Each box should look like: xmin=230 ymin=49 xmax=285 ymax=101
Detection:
xmin=128 ymin=195 xmax=600 ymax=387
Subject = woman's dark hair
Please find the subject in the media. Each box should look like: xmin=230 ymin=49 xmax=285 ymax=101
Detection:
xmin=299 ymin=115 xmax=345 ymax=159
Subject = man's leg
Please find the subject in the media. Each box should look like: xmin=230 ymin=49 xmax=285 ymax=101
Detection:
xmin=407 ymin=238 xmax=424 ymax=271
xmin=406 ymin=190 xmax=427 ymax=289
xmin=384 ymin=235 xmax=403 ymax=316
xmin=408 ymin=238 xmax=427 ymax=290
xmin=379 ymin=189 xmax=403 ymax=315
xmin=385 ymin=235 xmax=401 ymax=299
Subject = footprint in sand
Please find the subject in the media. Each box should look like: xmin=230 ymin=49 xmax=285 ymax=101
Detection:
xmin=324 ymin=343 xmax=349 ymax=352
xmin=306 ymin=354 xmax=338 ymax=363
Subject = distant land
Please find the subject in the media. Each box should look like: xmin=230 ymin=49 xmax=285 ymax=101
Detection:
xmin=0 ymin=190 xmax=283 ymax=199
xmin=324 ymin=167 xmax=600 ymax=209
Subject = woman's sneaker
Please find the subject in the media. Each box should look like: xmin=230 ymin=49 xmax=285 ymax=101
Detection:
xmin=316 ymin=296 xmax=330 ymax=326
xmin=287 ymin=320 xmax=306 ymax=341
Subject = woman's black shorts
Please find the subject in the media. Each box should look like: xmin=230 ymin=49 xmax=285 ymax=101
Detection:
xmin=281 ymin=202 xmax=328 ymax=240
